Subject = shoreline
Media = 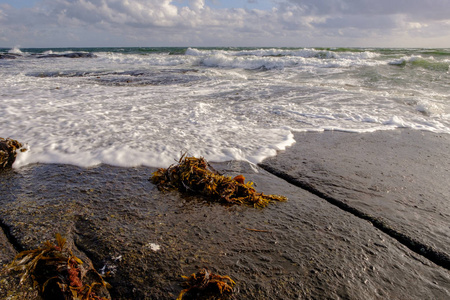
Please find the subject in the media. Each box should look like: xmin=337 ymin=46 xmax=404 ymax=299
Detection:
xmin=260 ymin=128 xmax=450 ymax=266
xmin=1 ymin=128 xmax=450 ymax=299
xmin=10 ymin=128 xmax=450 ymax=171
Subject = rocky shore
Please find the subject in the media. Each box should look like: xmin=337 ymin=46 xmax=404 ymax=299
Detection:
xmin=1 ymin=129 xmax=449 ymax=299
xmin=0 ymin=52 xmax=97 ymax=59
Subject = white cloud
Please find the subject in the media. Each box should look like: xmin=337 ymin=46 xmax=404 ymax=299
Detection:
xmin=285 ymin=0 xmax=449 ymax=16
xmin=49 ymin=0 xmax=180 ymax=27
xmin=189 ymin=0 xmax=204 ymax=12
xmin=0 ymin=0 xmax=449 ymax=47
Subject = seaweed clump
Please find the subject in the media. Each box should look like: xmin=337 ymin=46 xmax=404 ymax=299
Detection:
xmin=177 ymin=268 xmax=235 ymax=300
xmin=3 ymin=233 xmax=110 ymax=300
xmin=0 ymin=137 xmax=27 ymax=168
xmin=151 ymin=155 xmax=287 ymax=208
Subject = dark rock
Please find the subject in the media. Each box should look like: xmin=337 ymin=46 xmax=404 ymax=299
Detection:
xmin=0 ymin=138 xmax=25 ymax=168
xmin=0 ymin=54 xmax=19 ymax=59
xmin=0 ymin=227 xmax=16 ymax=266
xmin=259 ymin=129 xmax=450 ymax=269
xmin=37 ymin=52 xmax=97 ymax=59
xmin=1 ymin=162 xmax=449 ymax=299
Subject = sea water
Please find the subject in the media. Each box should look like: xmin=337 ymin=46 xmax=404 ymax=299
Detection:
xmin=1 ymin=47 xmax=449 ymax=168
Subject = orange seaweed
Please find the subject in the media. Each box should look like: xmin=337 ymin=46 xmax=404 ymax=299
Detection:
xmin=177 ymin=268 xmax=235 ymax=300
xmin=3 ymin=233 xmax=110 ymax=300
xmin=150 ymin=154 xmax=287 ymax=208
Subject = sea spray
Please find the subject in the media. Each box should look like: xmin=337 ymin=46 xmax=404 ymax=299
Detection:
xmin=1 ymin=47 xmax=449 ymax=168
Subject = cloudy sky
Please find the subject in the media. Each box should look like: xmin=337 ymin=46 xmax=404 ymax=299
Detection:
xmin=1 ymin=0 xmax=449 ymax=48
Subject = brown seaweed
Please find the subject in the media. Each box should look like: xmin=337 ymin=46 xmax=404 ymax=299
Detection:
xmin=177 ymin=268 xmax=235 ymax=300
xmin=150 ymin=154 xmax=287 ymax=208
xmin=3 ymin=233 xmax=110 ymax=300
xmin=0 ymin=137 xmax=27 ymax=168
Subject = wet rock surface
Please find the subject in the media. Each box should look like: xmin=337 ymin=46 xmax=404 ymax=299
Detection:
xmin=0 ymin=228 xmax=15 ymax=267
xmin=260 ymin=129 xmax=450 ymax=269
xmin=0 ymin=54 xmax=19 ymax=59
xmin=36 ymin=52 xmax=97 ymax=59
xmin=1 ymin=159 xmax=449 ymax=299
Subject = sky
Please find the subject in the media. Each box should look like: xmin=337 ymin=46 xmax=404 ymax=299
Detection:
xmin=0 ymin=0 xmax=450 ymax=48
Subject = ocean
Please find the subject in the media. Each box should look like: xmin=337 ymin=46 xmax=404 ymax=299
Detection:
xmin=1 ymin=47 xmax=449 ymax=168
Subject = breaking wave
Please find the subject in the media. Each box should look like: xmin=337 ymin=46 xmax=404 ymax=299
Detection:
xmin=389 ymin=56 xmax=450 ymax=72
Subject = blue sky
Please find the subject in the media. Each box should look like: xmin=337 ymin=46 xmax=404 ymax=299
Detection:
xmin=0 ymin=0 xmax=449 ymax=48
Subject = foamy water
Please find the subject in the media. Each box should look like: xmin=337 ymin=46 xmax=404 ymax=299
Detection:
xmin=1 ymin=47 xmax=449 ymax=168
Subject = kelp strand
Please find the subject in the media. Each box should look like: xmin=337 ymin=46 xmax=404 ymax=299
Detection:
xmin=150 ymin=155 xmax=287 ymax=208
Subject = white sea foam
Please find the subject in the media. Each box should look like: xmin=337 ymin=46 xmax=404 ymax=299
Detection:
xmin=186 ymin=48 xmax=382 ymax=70
xmin=388 ymin=55 xmax=450 ymax=72
xmin=8 ymin=46 xmax=23 ymax=55
xmin=97 ymin=52 xmax=193 ymax=66
xmin=1 ymin=48 xmax=450 ymax=168
xmin=383 ymin=116 xmax=408 ymax=127
xmin=186 ymin=47 xmax=380 ymax=60
xmin=415 ymin=100 xmax=444 ymax=116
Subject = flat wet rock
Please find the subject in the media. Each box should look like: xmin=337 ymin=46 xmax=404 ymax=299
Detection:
xmin=0 ymin=229 xmax=15 ymax=267
xmin=0 ymin=54 xmax=19 ymax=59
xmin=260 ymin=129 xmax=450 ymax=268
xmin=37 ymin=52 xmax=97 ymax=58
xmin=1 ymin=161 xmax=449 ymax=299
